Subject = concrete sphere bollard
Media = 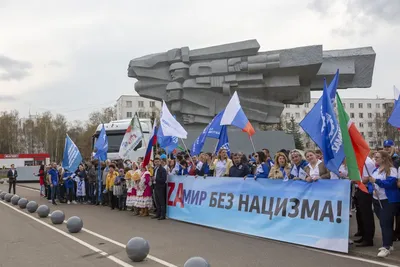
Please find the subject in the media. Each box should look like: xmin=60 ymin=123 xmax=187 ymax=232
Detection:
xmin=11 ymin=195 xmax=20 ymax=205
xmin=0 ymin=179 xmax=4 ymax=184
xmin=0 ymin=192 xmax=6 ymax=200
xmin=37 ymin=205 xmax=50 ymax=218
xmin=4 ymin=193 xmax=13 ymax=202
xmin=50 ymin=210 xmax=65 ymax=224
xmin=184 ymin=257 xmax=211 ymax=267
xmin=66 ymin=216 xmax=83 ymax=233
xmin=126 ymin=237 xmax=150 ymax=262
xmin=18 ymin=198 xmax=28 ymax=209
xmin=26 ymin=201 xmax=39 ymax=213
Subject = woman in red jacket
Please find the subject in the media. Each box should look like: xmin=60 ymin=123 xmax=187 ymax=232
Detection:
xmin=36 ymin=165 xmax=45 ymax=197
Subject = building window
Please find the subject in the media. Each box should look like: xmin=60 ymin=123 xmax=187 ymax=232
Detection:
xmin=368 ymin=132 xmax=373 ymax=137
xmin=343 ymin=103 xmax=346 ymax=108
xmin=376 ymin=103 xmax=380 ymax=108
xmin=367 ymin=103 xmax=371 ymax=108
xmin=376 ymin=113 xmax=381 ymax=117
xmin=360 ymin=132 xmax=364 ymax=137
xmin=296 ymin=105 xmax=300 ymax=108
xmin=126 ymin=101 xmax=132 ymax=108
xmin=138 ymin=111 xmax=145 ymax=118
xmin=295 ymin=112 xmax=300 ymax=119
xmin=285 ymin=104 xmax=290 ymax=108
xmin=350 ymin=113 xmax=354 ymax=118
xmin=304 ymin=103 xmax=309 ymax=108
xmin=377 ymin=132 xmax=382 ymax=137
xmin=359 ymin=113 xmax=363 ymax=118
xmin=285 ymin=113 xmax=290 ymax=118
xmin=368 ymin=122 xmax=373 ymax=127
xmin=138 ymin=101 xmax=144 ymax=108
xmin=368 ymin=113 xmax=372 ymax=118
xmin=359 ymin=103 xmax=363 ymax=108
xmin=350 ymin=103 xmax=354 ymax=108
xmin=150 ymin=101 xmax=155 ymax=107
xmin=369 ymin=141 xmax=374 ymax=147
xmin=359 ymin=122 xmax=364 ymax=128
xmin=126 ymin=112 xmax=132 ymax=118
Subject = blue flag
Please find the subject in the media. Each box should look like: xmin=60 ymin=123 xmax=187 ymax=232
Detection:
xmin=94 ymin=125 xmax=108 ymax=161
xmin=157 ymin=127 xmax=179 ymax=154
xmin=62 ymin=135 xmax=83 ymax=172
xmin=388 ymin=86 xmax=400 ymax=128
xmin=191 ymin=110 xmax=225 ymax=156
xmin=320 ymin=78 xmax=345 ymax=173
xmin=215 ymin=126 xmax=230 ymax=156
xmin=300 ymin=70 xmax=339 ymax=150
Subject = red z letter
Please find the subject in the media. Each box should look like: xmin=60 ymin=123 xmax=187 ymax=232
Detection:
xmin=167 ymin=182 xmax=175 ymax=206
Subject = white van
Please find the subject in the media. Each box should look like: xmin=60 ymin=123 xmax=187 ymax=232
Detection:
xmin=92 ymin=119 xmax=152 ymax=161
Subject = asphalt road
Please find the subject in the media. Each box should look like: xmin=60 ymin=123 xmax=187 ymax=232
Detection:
xmin=0 ymin=184 xmax=398 ymax=267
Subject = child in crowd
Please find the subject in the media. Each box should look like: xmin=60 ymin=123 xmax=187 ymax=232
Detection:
xmin=113 ymin=169 xmax=125 ymax=210
xmin=75 ymin=174 xmax=86 ymax=203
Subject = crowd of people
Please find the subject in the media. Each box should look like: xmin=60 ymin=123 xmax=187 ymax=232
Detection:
xmin=10 ymin=139 xmax=400 ymax=258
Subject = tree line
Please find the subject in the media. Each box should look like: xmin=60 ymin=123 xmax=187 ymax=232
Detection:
xmin=0 ymin=106 xmax=117 ymax=162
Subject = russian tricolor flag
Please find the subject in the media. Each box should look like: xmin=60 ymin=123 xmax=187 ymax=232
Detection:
xmin=143 ymin=124 xmax=158 ymax=167
xmin=221 ymin=91 xmax=255 ymax=136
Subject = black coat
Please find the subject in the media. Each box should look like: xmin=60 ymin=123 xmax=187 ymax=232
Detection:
xmin=7 ymin=169 xmax=18 ymax=181
xmin=154 ymin=166 xmax=167 ymax=185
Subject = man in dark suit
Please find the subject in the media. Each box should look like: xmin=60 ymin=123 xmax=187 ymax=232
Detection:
xmin=152 ymin=157 xmax=167 ymax=220
xmin=7 ymin=164 xmax=17 ymax=194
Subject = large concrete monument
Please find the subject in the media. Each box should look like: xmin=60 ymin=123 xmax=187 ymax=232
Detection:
xmin=127 ymin=39 xmax=375 ymax=131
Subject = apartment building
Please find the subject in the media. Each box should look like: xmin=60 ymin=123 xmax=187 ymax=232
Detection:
xmin=116 ymin=95 xmax=161 ymax=120
xmin=283 ymin=97 xmax=395 ymax=148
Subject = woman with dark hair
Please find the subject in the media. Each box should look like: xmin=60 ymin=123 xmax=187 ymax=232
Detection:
xmin=368 ymin=150 xmax=400 ymax=257
xmin=35 ymin=165 xmax=45 ymax=197
xmin=247 ymin=151 xmax=270 ymax=180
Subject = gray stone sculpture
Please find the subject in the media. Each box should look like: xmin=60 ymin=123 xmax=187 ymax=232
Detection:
xmin=18 ymin=198 xmax=28 ymax=209
xmin=26 ymin=201 xmax=38 ymax=213
xmin=37 ymin=205 xmax=50 ymax=218
xmin=184 ymin=257 xmax=211 ymax=267
xmin=128 ymin=39 xmax=375 ymax=130
xmin=66 ymin=216 xmax=83 ymax=233
xmin=11 ymin=195 xmax=20 ymax=205
xmin=50 ymin=210 xmax=65 ymax=224
xmin=0 ymin=192 xmax=6 ymax=200
xmin=126 ymin=237 xmax=150 ymax=262
xmin=4 ymin=193 xmax=13 ymax=202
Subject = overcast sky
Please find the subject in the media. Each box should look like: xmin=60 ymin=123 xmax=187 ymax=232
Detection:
xmin=0 ymin=0 xmax=399 ymax=121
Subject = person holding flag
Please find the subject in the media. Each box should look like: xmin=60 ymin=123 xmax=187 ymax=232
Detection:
xmin=93 ymin=125 xmax=108 ymax=205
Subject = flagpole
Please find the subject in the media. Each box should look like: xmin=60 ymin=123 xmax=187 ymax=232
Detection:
xmin=249 ymin=136 xmax=257 ymax=154
xmin=181 ymin=138 xmax=196 ymax=168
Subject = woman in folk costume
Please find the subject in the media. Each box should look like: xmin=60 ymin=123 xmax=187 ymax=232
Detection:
xmin=134 ymin=163 xmax=153 ymax=216
xmin=129 ymin=169 xmax=142 ymax=215
xmin=268 ymin=152 xmax=291 ymax=180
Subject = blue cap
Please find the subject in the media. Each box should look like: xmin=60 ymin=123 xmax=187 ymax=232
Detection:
xmin=160 ymin=154 xmax=167 ymax=159
xmin=384 ymin=140 xmax=394 ymax=147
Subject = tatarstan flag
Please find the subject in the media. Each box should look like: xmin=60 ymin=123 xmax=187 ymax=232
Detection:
xmin=336 ymin=93 xmax=370 ymax=193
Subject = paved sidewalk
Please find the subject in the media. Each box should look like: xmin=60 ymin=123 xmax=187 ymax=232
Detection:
xmin=15 ymin=182 xmax=400 ymax=264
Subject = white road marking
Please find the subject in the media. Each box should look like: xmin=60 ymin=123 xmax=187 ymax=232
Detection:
xmin=13 ymin=185 xmax=399 ymax=267
xmin=0 ymin=200 xmax=134 ymax=267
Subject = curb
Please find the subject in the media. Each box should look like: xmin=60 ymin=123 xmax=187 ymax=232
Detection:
xmin=12 ymin=184 xmax=400 ymax=264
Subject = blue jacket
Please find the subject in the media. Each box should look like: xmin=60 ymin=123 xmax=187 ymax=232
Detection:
xmin=48 ymin=168 xmax=59 ymax=186
xmin=177 ymin=165 xmax=189 ymax=175
xmin=374 ymin=176 xmax=400 ymax=203
xmin=248 ymin=162 xmax=270 ymax=179
xmin=63 ymin=171 xmax=75 ymax=189
xmin=289 ymin=160 xmax=308 ymax=179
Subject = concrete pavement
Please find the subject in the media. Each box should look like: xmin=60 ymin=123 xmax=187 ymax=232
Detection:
xmin=1 ymin=183 xmax=398 ymax=267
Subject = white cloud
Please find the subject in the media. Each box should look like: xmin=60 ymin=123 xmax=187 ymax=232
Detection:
xmin=0 ymin=0 xmax=398 ymax=120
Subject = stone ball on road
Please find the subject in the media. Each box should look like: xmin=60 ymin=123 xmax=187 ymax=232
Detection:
xmin=18 ymin=198 xmax=28 ymax=209
xmin=4 ymin=193 xmax=13 ymax=202
xmin=0 ymin=192 xmax=6 ymax=200
xmin=66 ymin=216 xmax=83 ymax=233
xmin=50 ymin=210 xmax=65 ymax=224
xmin=11 ymin=195 xmax=20 ymax=205
xmin=126 ymin=237 xmax=150 ymax=262
xmin=184 ymin=257 xmax=211 ymax=267
xmin=26 ymin=201 xmax=39 ymax=213
xmin=37 ymin=205 xmax=50 ymax=218
xmin=0 ymin=179 xmax=4 ymax=184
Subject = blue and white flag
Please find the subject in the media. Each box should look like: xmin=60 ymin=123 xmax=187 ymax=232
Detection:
xmin=157 ymin=127 xmax=179 ymax=154
xmin=388 ymin=86 xmax=400 ymax=128
xmin=215 ymin=125 xmax=230 ymax=156
xmin=62 ymin=135 xmax=83 ymax=172
xmin=160 ymin=101 xmax=187 ymax=139
xmin=94 ymin=125 xmax=108 ymax=161
xmin=320 ymin=78 xmax=344 ymax=173
xmin=191 ymin=110 xmax=225 ymax=156
xmin=300 ymin=70 xmax=339 ymax=149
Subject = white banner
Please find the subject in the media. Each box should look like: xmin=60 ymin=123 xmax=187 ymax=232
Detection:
xmin=118 ymin=113 xmax=144 ymax=160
